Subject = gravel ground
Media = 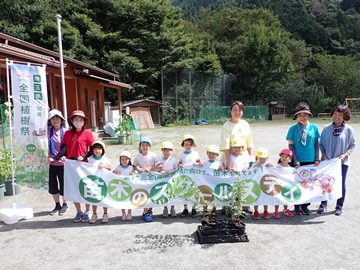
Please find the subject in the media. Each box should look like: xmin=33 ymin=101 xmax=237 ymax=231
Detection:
xmin=1 ymin=120 xmax=359 ymax=270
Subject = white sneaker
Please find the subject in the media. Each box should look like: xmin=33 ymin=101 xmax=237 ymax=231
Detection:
xmin=102 ymin=213 xmax=109 ymax=223
xmin=163 ymin=207 xmax=169 ymax=218
xmin=89 ymin=214 xmax=97 ymax=224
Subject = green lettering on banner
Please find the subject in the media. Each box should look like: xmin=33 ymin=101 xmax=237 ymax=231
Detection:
xmin=150 ymin=182 xmax=173 ymax=204
xmin=79 ymin=175 xmax=107 ymax=203
xmin=214 ymin=183 xmax=233 ymax=202
xmin=281 ymin=184 xmax=301 ymax=203
xmin=171 ymin=175 xmax=195 ymax=199
xmin=33 ymin=75 xmax=41 ymax=82
xmin=108 ymin=179 xmax=132 ymax=201
xmin=240 ymin=179 xmax=261 ymax=204
xmin=33 ymin=84 xmax=42 ymax=92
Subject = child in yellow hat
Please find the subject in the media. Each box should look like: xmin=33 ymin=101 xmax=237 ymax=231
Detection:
xmin=251 ymin=147 xmax=273 ymax=220
xmin=230 ymin=138 xmax=255 ymax=173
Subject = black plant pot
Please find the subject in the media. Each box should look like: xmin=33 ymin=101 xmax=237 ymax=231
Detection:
xmin=196 ymin=218 xmax=249 ymax=244
xmin=4 ymin=180 xmax=21 ymax=196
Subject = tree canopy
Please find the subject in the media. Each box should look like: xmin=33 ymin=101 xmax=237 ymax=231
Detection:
xmin=1 ymin=0 xmax=360 ymax=113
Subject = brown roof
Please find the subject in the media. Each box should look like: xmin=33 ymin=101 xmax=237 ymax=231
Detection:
xmin=0 ymin=33 xmax=131 ymax=89
xmin=0 ymin=43 xmax=61 ymax=67
xmin=123 ymin=99 xmax=163 ymax=107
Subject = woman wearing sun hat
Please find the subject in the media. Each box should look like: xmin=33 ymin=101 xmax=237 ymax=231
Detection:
xmin=318 ymin=105 xmax=356 ymax=216
xmin=53 ymin=110 xmax=95 ymax=223
xmin=47 ymin=109 xmax=68 ymax=216
xmin=286 ymin=102 xmax=320 ymax=215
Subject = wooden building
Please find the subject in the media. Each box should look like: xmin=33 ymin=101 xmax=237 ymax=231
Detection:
xmin=0 ymin=33 xmax=131 ymax=130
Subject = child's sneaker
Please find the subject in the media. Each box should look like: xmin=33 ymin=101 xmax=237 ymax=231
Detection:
xmin=181 ymin=208 xmax=189 ymax=217
xmin=191 ymin=208 xmax=197 ymax=217
xmin=273 ymin=211 xmax=280 ymax=219
xmin=59 ymin=203 xmax=69 ymax=215
xmin=49 ymin=205 xmax=61 ymax=216
xmin=301 ymin=206 xmax=310 ymax=215
xmin=293 ymin=206 xmax=301 ymax=215
xmin=102 ymin=213 xmax=109 ymax=223
xmin=73 ymin=211 xmax=83 ymax=223
xmin=121 ymin=213 xmax=127 ymax=221
xmin=143 ymin=211 xmax=153 ymax=222
xmin=283 ymin=209 xmax=294 ymax=217
xmin=81 ymin=212 xmax=90 ymax=223
xmin=170 ymin=208 xmax=176 ymax=217
xmin=89 ymin=214 xmax=97 ymax=224
xmin=163 ymin=207 xmax=169 ymax=218
xmin=126 ymin=212 xmax=132 ymax=220
xmin=243 ymin=206 xmax=253 ymax=215
xmin=252 ymin=210 xmax=260 ymax=220
xmin=317 ymin=204 xmax=327 ymax=214
xmin=263 ymin=210 xmax=270 ymax=219
xmin=335 ymin=207 xmax=343 ymax=216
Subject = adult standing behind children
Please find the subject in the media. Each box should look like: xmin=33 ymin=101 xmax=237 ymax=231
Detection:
xmin=220 ymin=101 xmax=254 ymax=171
xmin=286 ymin=102 xmax=320 ymax=215
xmin=47 ymin=109 xmax=68 ymax=216
xmin=51 ymin=110 xmax=94 ymax=223
xmin=318 ymin=105 xmax=356 ymax=216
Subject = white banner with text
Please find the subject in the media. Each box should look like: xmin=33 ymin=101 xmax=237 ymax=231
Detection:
xmin=64 ymin=158 xmax=342 ymax=208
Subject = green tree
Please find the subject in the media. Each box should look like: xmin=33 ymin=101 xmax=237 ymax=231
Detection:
xmin=307 ymin=54 xmax=360 ymax=104
xmin=196 ymin=8 xmax=294 ymax=101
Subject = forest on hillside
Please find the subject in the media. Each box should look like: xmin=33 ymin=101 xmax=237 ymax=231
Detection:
xmin=1 ymin=0 xmax=360 ymax=117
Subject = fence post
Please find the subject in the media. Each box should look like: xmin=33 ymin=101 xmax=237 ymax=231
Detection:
xmin=188 ymin=70 xmax=192 ymax=123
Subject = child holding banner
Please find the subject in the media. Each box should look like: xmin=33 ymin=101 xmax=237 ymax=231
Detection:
xmin=113 ymin=151 xmax=134 ymax=221
xmin=134 ymin=137 xmax=161 ymax=222
xmin=179 ymin=134 xmax=201 ymax=217
xmin=251 ymin=148 xmax=273 ymax=220
xmin=158 ymin=141 xmax=178 ymax=218
xmin=88 ymin=140 xmax=112 ymax=224
xmin=202 ymin=144 xmax=223 ymax=215
xmin=58 ymin=110 xmax=94 ymax=223
xmin=277 ymin=149 xmax=295 ymax=217
xmin=47 ymin=109 xmax=68 ymax=216
xmin=202 ymin=145 xmax=223 ymax=171
xmin=230 ymin=138 xmax=255 ymax=173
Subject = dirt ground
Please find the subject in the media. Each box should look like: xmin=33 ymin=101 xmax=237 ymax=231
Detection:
xmin=1 ymin=120 xmax=359 ymax=270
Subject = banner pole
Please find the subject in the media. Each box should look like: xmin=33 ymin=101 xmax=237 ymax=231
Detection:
xmin=5 ymin=59 xmax=17 ymax=205
xmin=56 ymin=14 xmax=68 ymax=128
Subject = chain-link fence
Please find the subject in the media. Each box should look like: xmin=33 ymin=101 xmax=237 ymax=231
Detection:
xmin=161 ymin=69 xmax=268 ymax=124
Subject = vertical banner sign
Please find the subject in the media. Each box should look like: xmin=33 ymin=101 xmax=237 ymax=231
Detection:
xmin=10 ymin=63 xmax=49 ymax=189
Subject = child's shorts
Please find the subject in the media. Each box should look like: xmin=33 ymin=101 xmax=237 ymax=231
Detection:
xmin=48 ymin=165 xmax=64 ymax=195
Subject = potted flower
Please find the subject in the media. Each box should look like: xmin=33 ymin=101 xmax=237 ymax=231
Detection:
xmin=116 ymin=113 xmax=132 ymax=144
xmin=0 ymin=149 xmax=18 ymax=196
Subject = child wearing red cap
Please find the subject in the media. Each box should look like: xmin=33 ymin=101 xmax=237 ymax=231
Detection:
xmin=53 ymin=110 xmax=94 ymax=223
xmin=277 ymin=149 xmax=295 ymax=217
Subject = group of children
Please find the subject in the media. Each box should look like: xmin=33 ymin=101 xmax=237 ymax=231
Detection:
xmin=84 ymin=133 xmax=296 ymax=223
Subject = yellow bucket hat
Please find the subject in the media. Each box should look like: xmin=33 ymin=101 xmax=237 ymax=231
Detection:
xmin=255 ymin=148 xmax=269 ymax=158
xmin=161 ymin=141 xmax=174 ymax=150
xmin=207 ymin=144 xmax=220 ymax=155
xmin=231 ymin=138 xmax=246 ymax=147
